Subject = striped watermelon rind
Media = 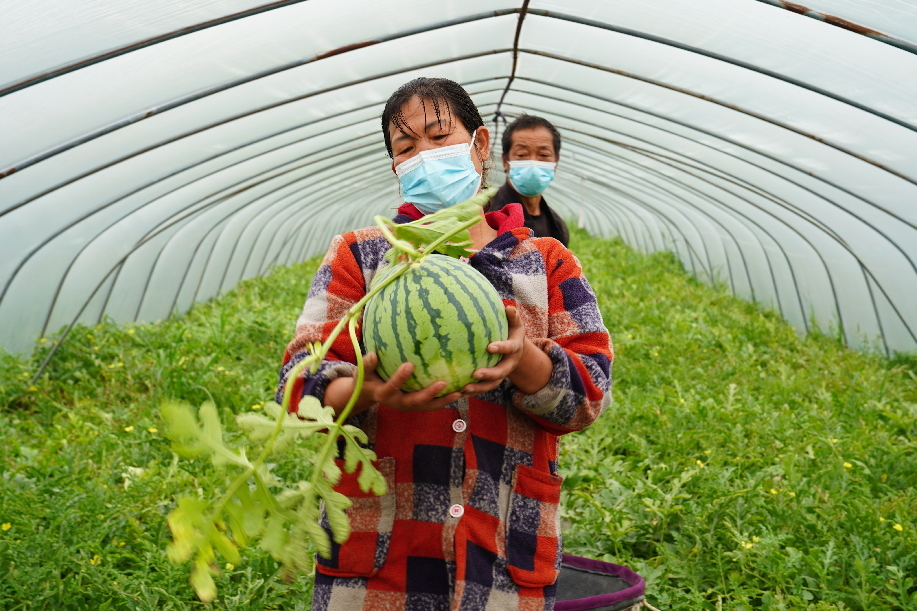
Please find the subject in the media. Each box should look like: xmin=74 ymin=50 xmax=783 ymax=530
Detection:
xmin=363 ymin=255 xmax=509 ymax=396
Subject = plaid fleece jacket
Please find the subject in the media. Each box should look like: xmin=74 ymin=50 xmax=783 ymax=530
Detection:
xmin=277 ymin=204 xmax=613 ymax=611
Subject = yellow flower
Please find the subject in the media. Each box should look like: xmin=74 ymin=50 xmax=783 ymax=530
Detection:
xmin=225 ymin=563 xmax=234 ymax=571
xmin=127 ymin=329 xmax=134 ymax=334
xmin=1 ymin=523 xmax=11 ymax=531
xmin=704 ymin=450 xmax=712 ymax=455
xmin=893 ymin=524 xmax=904 ymax=532
xmin=119 ymin=541 xmax=126 ymax=547
xmin=879 ymin=517 xmax=886 ymax=522
xmin=843 ymin=462 xmax=852 ymax=469
xmin=90 ymin=555 xmax=102 ymax=565
xmin=626 ymin=334 xmax=633 ymax=339
xmin=216 ymin=366 xmax=225 ymax=371
xmin=752 ymin=536 xmax=760 ymax=543
xmin=39 ymin=337 xmax=47 ymax=343
xmin=124 ymin=426 xmax=134 ymax=433
xmin=788 ymin=491 xmax=796 ymax=497
xmin=147 ymin=427 xmax=158 ymax=434
xmin=741 ymin=541 xmax=753 ymax=549
xmin=28 ymin=386 xmax=37 ymax=392
xmin=695 ymin=460 xmax=705 ymax=468
xmin=93 ymin=345 xmax=99 ymax=350
xmin=251 ymin=403 xmax=262 ymax=410
xmin=830 ymin=438 xmax=838 ymax=444
xmin=770 ymin=488 xmax=779 ymax=495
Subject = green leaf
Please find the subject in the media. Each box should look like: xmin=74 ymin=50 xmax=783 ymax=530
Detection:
xmin=297 ymin=395 xmax=336 ymax=423
xmin=224 ymin=484 xmax=266 ymax=546
xmin=282 ymin=524 xmax=314 ymax=575
xmin=321 ymin=454 xmax=342 ymax=486
xmin=224 ymin=499 xmax=249 ymax=548
xmin=239 ymin=487 xmax=267 ymax=538
xmin=235 ymin=411 xmax=281 ymax=442
xmin=210 ymin=529 xmax=242 ymax=566
xmin=325 ymin=491 xmax=353 ymax=544
xmin=166 ymin=496 xmax=209 ymax=564
xmin=342 ymin=424 xmax=369 ymax=445
xmin=190 ymin=555 xmax=217 ymax=603
xmin=198 ymin=402 xmax=227 ymax=466
xmin=357 ymin=460 xmax=388 ymax=496
xmin=160 ymin=402 xmax=209 ymax=458
xmin=276 ymin=481 xmax=309 ymax=510
xmin=259 ymin=511 xmax=289 ymax=560
xmin=254 ymin=462 xmax=280 ymax=488
xmin=342 ymin=437 xmax=362 ymax=474
xmin=387 ymin=188 xmax=497 ymax=258
xmin=298 ymin=497 xmax=331 ymax=558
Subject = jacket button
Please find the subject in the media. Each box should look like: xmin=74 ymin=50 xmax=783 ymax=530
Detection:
xmin=452 ymin=419 xmax=467 ymax=433
xmin=449 ymin=504 xmax=464 ymax=518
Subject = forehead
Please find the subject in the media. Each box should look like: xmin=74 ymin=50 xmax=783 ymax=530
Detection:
xmin=510 ymin=126 xmax=555 ymax=148
xmin=388 ymin=95 xmax=456 ymax=137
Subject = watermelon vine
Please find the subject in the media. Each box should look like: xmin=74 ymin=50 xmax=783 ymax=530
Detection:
xmin=160 ymin=187 xmax=497 ymax=602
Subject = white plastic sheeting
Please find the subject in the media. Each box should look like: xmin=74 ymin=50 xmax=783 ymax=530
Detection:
xmin=1 ymin=0 xmax=915 ymax=359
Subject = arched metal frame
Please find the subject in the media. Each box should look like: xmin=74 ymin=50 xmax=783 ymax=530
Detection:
xmin=1 ymin=0 xmax=915 ymax=367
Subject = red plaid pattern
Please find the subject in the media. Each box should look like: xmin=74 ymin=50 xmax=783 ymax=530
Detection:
xmin=278 ymin=208 xmax=612 ymax=610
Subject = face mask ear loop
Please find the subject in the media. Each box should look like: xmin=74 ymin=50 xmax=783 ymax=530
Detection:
xmin=469 ymin=128 xmax=483 ymax=194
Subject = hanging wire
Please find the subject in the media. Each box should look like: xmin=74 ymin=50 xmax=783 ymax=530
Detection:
xmin=492 ymin=0 xmax=530 ymax=131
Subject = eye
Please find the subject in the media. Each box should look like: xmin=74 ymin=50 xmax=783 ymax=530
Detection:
xmin=432 ymin=134 xmax=448 ymax=141
xmin=397 ymin=146 xmax=413 ymax=156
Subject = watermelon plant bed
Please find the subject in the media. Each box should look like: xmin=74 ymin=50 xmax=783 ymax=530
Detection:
xmin=0 ymin=227 xmax=915 ymax=610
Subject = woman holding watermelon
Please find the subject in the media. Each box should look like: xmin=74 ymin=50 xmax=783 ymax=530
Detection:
xmin=278 ymin=77 xmax=613 ymax=611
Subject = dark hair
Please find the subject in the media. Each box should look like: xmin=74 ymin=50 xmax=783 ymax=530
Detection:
xmin=501 ymin=114 xmax=561 ymax=158
xmin=381 ymin=77 xmax=491 ymax=184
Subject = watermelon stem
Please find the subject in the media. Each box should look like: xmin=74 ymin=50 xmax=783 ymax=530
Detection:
xmin=163 ymin=189 xmax=499 ymax=600
xmin=287 ymin=192 xmax=495 ymax=522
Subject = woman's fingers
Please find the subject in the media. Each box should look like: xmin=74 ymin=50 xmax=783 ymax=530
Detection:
xmin=367 ymin=358 xmax=461 ymax=411
xmin=366 ymin=303 xmax=531 ymax=406
xmin=460 ymin=378 xmax=502 ymax=397
xmin=388 ymin=361 xmax=415 ymax=389
xmin=474 ymin=306 xmax=526 ymax=381
xmin=388 ymin=381 xmax=460 ymax=412
xmin=362 ymin=351 xmax=378 ymax=372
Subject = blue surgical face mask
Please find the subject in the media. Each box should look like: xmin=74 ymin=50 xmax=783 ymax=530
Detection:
xmin=396 ymin=133 xmax=482 ymax=214
xmin=508 ymin=160 xmax=556 ymax=197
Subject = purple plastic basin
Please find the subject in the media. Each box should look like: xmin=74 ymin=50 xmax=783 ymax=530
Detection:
xmin=554 ymin=554 xmax=646 ymax=611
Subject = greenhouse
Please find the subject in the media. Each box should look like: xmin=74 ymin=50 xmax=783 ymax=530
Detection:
xmin=1 ymin=1 xmax=915 ymax=610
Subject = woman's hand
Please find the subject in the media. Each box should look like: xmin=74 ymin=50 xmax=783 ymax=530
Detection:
xmin=362 ymin=352 xmax=462 ymax=412
xmin=324 ymin=352 xmax=461 ymax=415
xmin=325 ymin=306 xmax=552 ymax=412
xmin=461 ymin=306 xmax=551 ymax=397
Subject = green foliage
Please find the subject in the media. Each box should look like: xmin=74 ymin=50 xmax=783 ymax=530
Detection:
xmin=0 ymin=222 xmax=914 ymax=609
xmin=153 ymin=194 xmax=488 ymax=602
xmin=157 ymin=396 xmax=381 ymax=602
xmin=0 ymin=260 xmax=320 ymax=609
xmin=379 ymin=188 xmax=496 ymax=261
xmin=561 ymin=228 xmax=917 ymax=610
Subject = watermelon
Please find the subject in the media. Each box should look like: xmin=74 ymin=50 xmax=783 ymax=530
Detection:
xmin=362 ymin=255 xmax=509 ymax=396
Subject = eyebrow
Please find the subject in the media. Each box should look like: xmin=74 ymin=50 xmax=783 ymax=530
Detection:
xmin=392 ymin=119 xmax=454 ymax=144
